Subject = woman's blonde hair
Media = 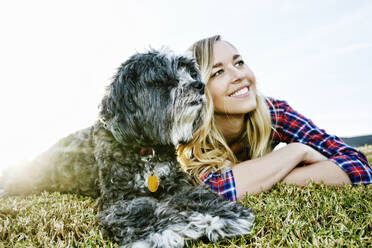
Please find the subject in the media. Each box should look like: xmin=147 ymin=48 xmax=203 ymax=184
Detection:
xmin=177 ymin=35 xmax=274 ymax=183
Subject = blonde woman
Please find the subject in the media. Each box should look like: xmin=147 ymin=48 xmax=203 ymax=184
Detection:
xmin=177 ymin=35 xmax=371 ymax=201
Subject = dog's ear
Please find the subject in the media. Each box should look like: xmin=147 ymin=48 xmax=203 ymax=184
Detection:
xmin=99 ymin=64 xmax=138 ymax=124
xmin=113 ymin=68 xmax=138 ymax=113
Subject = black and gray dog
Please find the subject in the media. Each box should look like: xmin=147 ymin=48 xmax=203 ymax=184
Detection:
xmin=0 ymin=49 xmax=254 ymax=247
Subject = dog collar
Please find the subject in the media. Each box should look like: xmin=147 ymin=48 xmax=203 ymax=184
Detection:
xmin=140 ymin=147 xmax=154 ymax=156
xmin=140 ymin=147 xmax=159 ymax=193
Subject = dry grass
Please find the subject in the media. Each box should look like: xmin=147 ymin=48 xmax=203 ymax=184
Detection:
xmin=0 ymin=193 xmax=116 ymax=248
xmin=357 ymin=144 xmax=372 ymax=164
xmin=1 ymin=146 xmax=371 ymax=247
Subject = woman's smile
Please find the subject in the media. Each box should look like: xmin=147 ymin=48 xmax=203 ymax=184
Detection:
xmin=229 ymin=85 xmax=250 ymax=98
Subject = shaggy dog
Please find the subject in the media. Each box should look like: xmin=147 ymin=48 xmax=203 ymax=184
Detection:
xmin=0 ymin=50 xmax=254 ymax=247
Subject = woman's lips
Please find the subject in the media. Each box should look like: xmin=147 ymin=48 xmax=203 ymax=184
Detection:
xmin=229 ymin=86 xmax=250 ymax=98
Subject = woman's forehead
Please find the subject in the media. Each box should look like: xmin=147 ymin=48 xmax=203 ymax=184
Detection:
xmin=213 ymin=40 xmax=240 ymax=63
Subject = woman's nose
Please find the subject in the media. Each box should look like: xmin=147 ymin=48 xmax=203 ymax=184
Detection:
xmin=228 ymin=66 xmax=244 ymax=84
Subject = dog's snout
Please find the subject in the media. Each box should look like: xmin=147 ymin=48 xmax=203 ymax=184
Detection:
xmin=191 ymin=81 xmax=205 ymax=94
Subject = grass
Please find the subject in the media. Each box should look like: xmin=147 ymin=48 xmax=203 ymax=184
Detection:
xmin=1 ymin=146 xmax=371 ymax=247
xmin=0 ymin=193 xmax=116 ymax=248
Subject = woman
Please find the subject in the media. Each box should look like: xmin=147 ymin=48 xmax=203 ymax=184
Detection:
xmin=177 ymin=35 xmax=371 ymax=201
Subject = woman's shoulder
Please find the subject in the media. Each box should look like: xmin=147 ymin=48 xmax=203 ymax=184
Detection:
xmin=264 ymin=96 xmax=304 ymax=128
xmin=264 ymin=96 xmax=289 ymax=113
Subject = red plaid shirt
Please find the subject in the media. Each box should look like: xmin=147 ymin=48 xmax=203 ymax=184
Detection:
xmin=201 ymin=97 xmax=372 ymax=201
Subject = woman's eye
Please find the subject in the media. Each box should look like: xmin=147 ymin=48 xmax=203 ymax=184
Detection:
xmin=236 ymin=60 xmax=244 ymax=66
xmin=212 ymin=69 xmax=223 ymax=78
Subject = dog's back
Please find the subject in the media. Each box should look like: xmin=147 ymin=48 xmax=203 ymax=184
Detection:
xmin=0 ymin=126 xmax=100 ymax=197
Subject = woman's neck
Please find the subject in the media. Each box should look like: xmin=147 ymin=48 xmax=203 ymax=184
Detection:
xmin=214 ymin=113 xmax=245 ymax=144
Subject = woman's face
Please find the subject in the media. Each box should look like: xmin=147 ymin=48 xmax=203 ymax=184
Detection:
xmin=207 ymin=40 xmax=257 ymax=115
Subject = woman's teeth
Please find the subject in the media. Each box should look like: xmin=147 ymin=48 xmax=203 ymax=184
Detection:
xmin=230 ymin=87 xmax=249 ymax=97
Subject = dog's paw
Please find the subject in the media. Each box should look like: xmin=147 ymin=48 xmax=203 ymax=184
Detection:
xmin=119 ymin=229 xmax=186 ymax=248
xmin=205 ymin=216 xmax=255 ymax=242
xmin=120 ymin=240 xmax=152 ymax=248
xmin=185 ymin=212 xmax=252 ymax=242
xmin=225 ymin=206 xmax=255 ymax=236
xmin=121 ymin=232 xmax=185 ymax=248
xmin=201 ymin=207 xmax=254 ymax=241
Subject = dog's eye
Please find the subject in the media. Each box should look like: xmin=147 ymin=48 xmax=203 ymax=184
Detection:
xmin=189 ymin=69 xmax=200 ymax=80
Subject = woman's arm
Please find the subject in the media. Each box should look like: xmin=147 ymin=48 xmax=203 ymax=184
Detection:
xmin=232 ymin=143 xmax=327 ymax=199
xmin=281 ymin=160 xmax=352 ymax=186
xmin=268 ymin=98 xmax=371 ymax=185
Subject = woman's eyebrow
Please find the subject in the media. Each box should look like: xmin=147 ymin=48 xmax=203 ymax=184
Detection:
xmin=233 ymin=54 xmax=241 ymax=60
xmin=213 ymin=54 xmax=242 ymax=68
xmin=212 ymin=62 xmax=222 ymax=68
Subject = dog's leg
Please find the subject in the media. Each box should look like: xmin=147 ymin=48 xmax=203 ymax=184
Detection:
xmin=98 ymin=197 xmax=207 ymax=248
xmin=166 ymin=185 xmax=255 ymax=242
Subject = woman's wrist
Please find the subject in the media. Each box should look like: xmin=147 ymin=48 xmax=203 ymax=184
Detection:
xmin=232 ymin=142 xmax=308 ymax=197
xmin=284 ymin=143 xmax=308 ymax=165
xmin=282 ymin=160 xmax=352 ymax=186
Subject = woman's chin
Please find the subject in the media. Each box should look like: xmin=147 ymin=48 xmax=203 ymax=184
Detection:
xmin=228 ymin=94 xmax=257 ymax=114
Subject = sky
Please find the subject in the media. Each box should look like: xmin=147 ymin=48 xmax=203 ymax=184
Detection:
xmin=0 ymin=0 xmax=371 ymax=168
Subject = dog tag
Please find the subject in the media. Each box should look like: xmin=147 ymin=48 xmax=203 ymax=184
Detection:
xmin=147 ymin=173 xmax=159 ymax=192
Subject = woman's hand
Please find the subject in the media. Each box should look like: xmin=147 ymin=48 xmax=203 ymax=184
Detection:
xmin=292 ymin=143 xmax=328 ymax=164
xmin=281 ymin=143 xmax=351 ymax=186
xmin=232 ymin=142 xmax=314 ymax=197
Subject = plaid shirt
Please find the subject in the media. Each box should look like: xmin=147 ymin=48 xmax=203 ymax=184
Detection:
xmin=201 ymin=97 xmax=372 ymax=201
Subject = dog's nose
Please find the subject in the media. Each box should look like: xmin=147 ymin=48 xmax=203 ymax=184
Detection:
xmin=190 ymin=81 xmax=205 ymax=94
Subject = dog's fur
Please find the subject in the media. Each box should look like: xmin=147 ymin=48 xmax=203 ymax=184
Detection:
xmin=0 ymin=50 xmax=254 ymax=247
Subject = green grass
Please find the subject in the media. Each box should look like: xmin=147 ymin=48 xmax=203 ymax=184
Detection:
xmin=190 ymin=183 xmax=371 ymax=247
xmin=1 ymin=147 xmax=371 ymax=247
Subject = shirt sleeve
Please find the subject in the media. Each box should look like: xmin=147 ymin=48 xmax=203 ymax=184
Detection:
xmin=200 ymin=169 xmax=237 ymax=201
xmin=269 ymin=98 xmax=372 ymax=185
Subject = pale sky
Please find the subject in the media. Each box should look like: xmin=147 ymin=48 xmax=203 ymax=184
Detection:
xmin=0 ymin=0 xmax=371 ymax=168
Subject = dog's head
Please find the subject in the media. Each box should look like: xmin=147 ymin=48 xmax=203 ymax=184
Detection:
xmin=99 ymin=49 xmax=206 ymax=146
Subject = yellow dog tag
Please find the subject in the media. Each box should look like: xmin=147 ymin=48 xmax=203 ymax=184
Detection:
xmin=147 ymin=173 xmax=159 ymax=192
